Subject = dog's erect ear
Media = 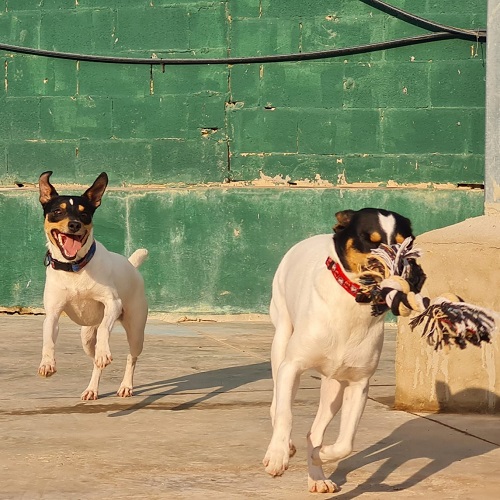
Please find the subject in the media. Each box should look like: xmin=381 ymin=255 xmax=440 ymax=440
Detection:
xmin=82 ymin=172 xmax=108 ymax=209
xmin=39 ymin=171 xmax=59 ymax=205
xmin=333 ymin=209 xmax=356 ymax=233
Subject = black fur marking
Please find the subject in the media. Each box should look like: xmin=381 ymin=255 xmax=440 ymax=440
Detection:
xmin=43 ymin=196 xmax=96 ymax=225
xmin=333 ymin=208 xmax=414 ymax=272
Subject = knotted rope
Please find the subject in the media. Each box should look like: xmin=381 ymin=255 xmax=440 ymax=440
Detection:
xmin=355 ymin=237 xmax=498 ymax=350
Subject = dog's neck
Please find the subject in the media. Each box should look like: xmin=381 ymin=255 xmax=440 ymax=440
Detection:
xmin=330 ymin=237 xmax=356 ymax=274
xmin=325 ymin=256 xmax=360 ymax=297
xmin=46 ymin=230 xmax=95 ymax=264
xmin=327 ymin=237 xmax=364 ymax=297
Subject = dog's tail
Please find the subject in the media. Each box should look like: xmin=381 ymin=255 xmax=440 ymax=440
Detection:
xmin=128 ymin=249 xmax=148 ymax=268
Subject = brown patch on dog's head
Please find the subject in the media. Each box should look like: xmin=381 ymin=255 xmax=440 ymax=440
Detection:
xmin=39 ymin=171 xmax=109 ymax=260
xmin=344 ymin=237 xmax=372 ymax=271
xmin=333 ymin=207 xmax=414 ymax=273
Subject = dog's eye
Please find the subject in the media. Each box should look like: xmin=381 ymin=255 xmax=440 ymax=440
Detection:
xmin=80 ymin=213 xmax=91 ymax=223
xmin=52 ymin=208 xmax=63 ymax=216
xmin=362 ymin=232 xmax=377 ymax=243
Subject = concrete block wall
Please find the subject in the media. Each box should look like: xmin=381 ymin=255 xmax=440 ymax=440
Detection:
xmin=0 ymin=1 xmax=487 ymax=186
xmin=227 ymin=1 xmax=486 ymax=184
xmin=0 ymin=1 xmax=489 ymax=314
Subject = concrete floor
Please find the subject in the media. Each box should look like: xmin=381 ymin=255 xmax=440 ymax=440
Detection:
xmin=0 ymin=315 xmax=499 ymax=499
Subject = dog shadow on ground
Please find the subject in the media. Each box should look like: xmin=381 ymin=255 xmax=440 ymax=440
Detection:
xmin=328 ymin=384 xmax=499 ymax=499
xmin=107 ymin=361 xmax=271 ymax=418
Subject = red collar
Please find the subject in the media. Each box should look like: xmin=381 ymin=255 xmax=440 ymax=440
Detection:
xmin=325 ymin=257 xmax=360 ymax=297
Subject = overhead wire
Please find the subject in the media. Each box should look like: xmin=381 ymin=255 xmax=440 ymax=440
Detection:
xmin=0 ymin=0 xmax=486 ymax=65
xmin=0 ymin=33 xmax=459 ymax=66
xmin=359 ymin=0 xmax=486 ymax=43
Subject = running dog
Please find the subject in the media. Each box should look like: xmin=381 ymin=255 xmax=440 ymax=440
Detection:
xmin=38 ymin=171 xmax=148 ymax=401
xmin=263 ymin=208 xmax=414 ymax=493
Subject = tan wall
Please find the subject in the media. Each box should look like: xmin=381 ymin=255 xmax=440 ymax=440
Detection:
xmin=395 ymin=215 xmax=500 ymax=413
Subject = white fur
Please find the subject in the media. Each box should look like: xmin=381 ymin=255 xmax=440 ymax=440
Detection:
xmin=263 ymin=234 xmax=386 ymax=493
xmin=39 ymin=230 xmax=148 ymax=401
xmin=378 ymin=213 xmax=396 ymax=244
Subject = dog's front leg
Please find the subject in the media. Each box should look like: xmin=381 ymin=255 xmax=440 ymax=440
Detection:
xmin=306 ymin=377 xmax=346 ymax=493
xmin=38 ymin=312 xmax=61 ymax=377
xmin=94 ymin=298 xmax=122 ymax=369
xmin=263 ymin=360 xmax=303 ymax=477
xmin=312 ymin=379 xmax=369 ymax=466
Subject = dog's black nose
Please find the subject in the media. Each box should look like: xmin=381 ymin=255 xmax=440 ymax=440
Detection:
xmin=68 ymin=221 xmax=82 ymax=233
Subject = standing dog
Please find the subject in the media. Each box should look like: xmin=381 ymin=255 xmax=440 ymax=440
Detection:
xmin=38 ymin=171 xmax=148 ymax=401
xmin=263 ymin=208 xmax=414 ymax=493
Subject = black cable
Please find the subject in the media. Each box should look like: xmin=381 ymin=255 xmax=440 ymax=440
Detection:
xmin=0 ymin=1 xmax=486 ymax=65
xmin=0 ymin=32 xmax=457 ymax=66
xmin=359 ymin=0 xmax=486 ymax=42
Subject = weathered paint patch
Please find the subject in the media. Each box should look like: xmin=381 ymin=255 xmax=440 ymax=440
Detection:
xmin=0 ymin=186 xmax=485 ymax=314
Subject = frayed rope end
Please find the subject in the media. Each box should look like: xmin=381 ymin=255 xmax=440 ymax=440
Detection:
xmin=408 ymin=298 xmax=497 ymax=350
xmin=357 ymin=237 xmax=498 ymax=350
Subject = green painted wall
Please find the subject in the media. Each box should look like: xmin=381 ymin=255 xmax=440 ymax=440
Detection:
xmin=0 ymin=187 xmax=485 ymax=314
xmin=0 ymin=0 xmax=487 ymax=186
xmin=0 ymin=1 xmax=488 ymax=314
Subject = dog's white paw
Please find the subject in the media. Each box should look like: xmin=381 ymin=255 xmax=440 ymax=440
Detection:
xmin=263 ymin=445 xmax=290 ymax=477
xmin=81 ymin=389 xmax=99 ymax=401
xmin=38 ymin=360 xmax=57 ymax=377
xmin=307 ymin=476 xmax=338 ymax=494
xmin=117 ymin=385 xmax=133 ymax=398
xmin=94 ymin=351 xmax=112 ymax=369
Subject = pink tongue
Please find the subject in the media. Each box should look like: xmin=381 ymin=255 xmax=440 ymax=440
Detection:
xmin=62 ymin=235 xmax=82 ymax=257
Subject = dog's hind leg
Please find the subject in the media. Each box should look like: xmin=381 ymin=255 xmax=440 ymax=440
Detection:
xmin=80 ymin=325 xmax=102 ymax=401
xmin=312 ymin=378 xmax=370 ymax=466
xmin=306 ymin=377 xmax=345 ymax=493
xmin=117 ymin=309 xmax=146 ymax=397
xmin=270 ymin=298 xmax=293 ymax=425
xmin=263 ymin=355 xmax=303 ymax=477
xmin=269 ymin=298 xmax=296 ymax=457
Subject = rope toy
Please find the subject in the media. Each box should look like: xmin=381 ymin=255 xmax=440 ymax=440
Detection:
xmin=355 ymin=237 xmax=498 ymax=350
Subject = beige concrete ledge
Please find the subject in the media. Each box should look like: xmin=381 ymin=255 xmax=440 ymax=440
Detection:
xmin=395 ymin=215 xmax=500 ymax=413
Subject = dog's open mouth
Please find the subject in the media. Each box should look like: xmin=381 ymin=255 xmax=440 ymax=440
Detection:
xmin=51 ymin=230 xmax=88 ymax=260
